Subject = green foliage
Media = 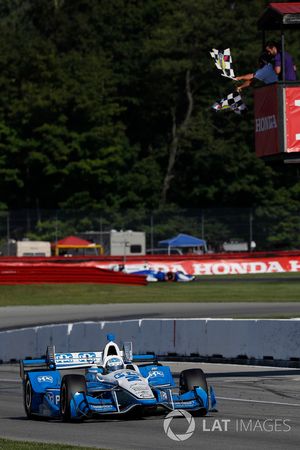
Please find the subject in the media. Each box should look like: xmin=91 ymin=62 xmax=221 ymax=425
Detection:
xmin=0 ymin=0 xmax=300 ymax=248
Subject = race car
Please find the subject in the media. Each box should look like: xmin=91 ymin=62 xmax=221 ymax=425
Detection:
xmin=111 ymin=264 xmax=195 ymax=282
xmin=132 ymin=268 xmax=195 ymax=282
xmin=20 ymin=334 xmax=217 ymax=421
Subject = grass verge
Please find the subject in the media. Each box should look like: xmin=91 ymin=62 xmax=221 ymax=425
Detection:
xmin=0 ymin=273 xmax=300 ymax=306
xmin=0 ymin=438 xmax=104 ymax=450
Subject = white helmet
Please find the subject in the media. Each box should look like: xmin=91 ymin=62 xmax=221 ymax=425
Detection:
xmin=105 ymin=356 xmax=124 ymax=373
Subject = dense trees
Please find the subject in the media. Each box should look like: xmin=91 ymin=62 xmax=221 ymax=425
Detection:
xmin=0 ymin=0 xmax=300 ymax=225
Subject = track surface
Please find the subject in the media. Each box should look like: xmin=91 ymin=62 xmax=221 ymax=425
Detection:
xmin=1 ymin=362 xmax=300 ymax=450
xmin=1 ymin=303 xmax=300 ymax=330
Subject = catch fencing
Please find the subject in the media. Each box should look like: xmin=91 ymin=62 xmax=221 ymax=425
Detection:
xmin=0 ymin=207 xmax=300 ymax=254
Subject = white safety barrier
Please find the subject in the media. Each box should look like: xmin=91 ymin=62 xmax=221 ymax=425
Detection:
xmin=0 ymin=319 xmax=300 ymax=363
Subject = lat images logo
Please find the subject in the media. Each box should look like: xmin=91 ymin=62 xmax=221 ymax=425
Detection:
xmin=163 ymin=409 xmax=195 ymax=441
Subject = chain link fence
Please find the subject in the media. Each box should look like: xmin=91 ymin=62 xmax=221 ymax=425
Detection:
xmin=0 ymin=208 xmax=300 ymax=255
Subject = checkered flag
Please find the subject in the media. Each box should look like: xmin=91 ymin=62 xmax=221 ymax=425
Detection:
xmin=212 ymin=91 xmax=247 ymax=115
xmin=210 ymin=48 xmax=235 ymax=79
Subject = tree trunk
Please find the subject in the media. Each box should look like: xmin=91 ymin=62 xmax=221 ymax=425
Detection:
xmin=160 ymin=69 xmax=194 ymax=206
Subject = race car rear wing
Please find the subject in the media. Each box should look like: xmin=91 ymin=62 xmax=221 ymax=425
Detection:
xmin=53 ymin=350 xmax=158 ymax=368
xmin=123 ymin=341 xmax=157 ymax=363
xmin=20 ymin=342 xmax=158 ymax=379
xmin=20 ymin=345 xmax=105 ymax=378
xmin=132 ymin=354 xmax=158 ymax=363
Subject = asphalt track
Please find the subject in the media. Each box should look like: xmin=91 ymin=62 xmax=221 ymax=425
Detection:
xmin=1 ymin=302 xmax=300 ymax=331
xmin=1 ymin=362 xmax=300 ymax=450
xmin=1 ymin=287 xmax=299 ymax=449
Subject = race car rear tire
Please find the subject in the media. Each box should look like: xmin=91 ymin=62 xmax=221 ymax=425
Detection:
xmin=24 ymin=377 xmax=34 ymax=419
xmin=179 ymin=368 xmax=208 ymax=395
xmin=60 ymin=374 xmax=87 ymax=422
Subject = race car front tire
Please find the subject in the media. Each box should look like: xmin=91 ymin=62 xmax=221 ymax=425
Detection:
xmin=179 ymin=368 xmax=209 ymax=416
xmin=179 ymin=368 xmax=208 ymax=395
xmin=60 ymin=374 xmax=87 ymax=422
xmin=24 ymin=377 xmax=34 ymax=419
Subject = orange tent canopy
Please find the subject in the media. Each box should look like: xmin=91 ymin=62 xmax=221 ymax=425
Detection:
xmin=55 ymin=236 xmax=93 ymax=246
xmin=52 ymin=235 xmax=103 ymax=256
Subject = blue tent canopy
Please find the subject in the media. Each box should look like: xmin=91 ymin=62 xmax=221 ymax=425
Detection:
xmin=159 ymin=233 xmax=207 ymax=254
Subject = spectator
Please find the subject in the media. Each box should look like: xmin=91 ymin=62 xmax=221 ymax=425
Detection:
xmin=235 ymin=52 xmax=278 ymax=92
xmin=265 ymin=40 xmax=296 ymax=81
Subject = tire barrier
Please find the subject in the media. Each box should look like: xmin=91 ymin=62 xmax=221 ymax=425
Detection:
xmin=0 ymin=318 xmax=299 ymax=364
xmin=0 ymin=264 xmax=147 ymax=286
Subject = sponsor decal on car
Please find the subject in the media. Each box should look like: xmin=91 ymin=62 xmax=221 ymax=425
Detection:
xmin=46 ymin=392 xmax=60 ymax=404
xmin=160 ymin=391 xmax=168 ymax=400
xmin=114 ymin=372 xmax=141 ymax=382
xmin=37 ymin=375 xmax=54 ymax=383
xmin=78 ymin=352 xmax=97 ymax=363
xmin=55 ymin=353 xmax=74 ymax=363
xmin=174 ymin=401 xmax=196 ymax=408
xmin=149 ymin=370 xmax=164 ymax=378
xmin=90 ymin=404 xmax=114 ymax=410
xmin=130 ymin=383 xmax=152 ymax=397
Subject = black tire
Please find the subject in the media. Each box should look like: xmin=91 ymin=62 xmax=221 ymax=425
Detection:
xmin=179 ymin=369 xmax=209 ymax=416
xmin=60 ymin=374 xmax=87 ymax=422
xmin=24 ymin=377 xmax=34 ymax=419
xmin=179 ymin=368 xmax=208 ymax=395
xmin=166 ymin=271 xmax=175 ymax=281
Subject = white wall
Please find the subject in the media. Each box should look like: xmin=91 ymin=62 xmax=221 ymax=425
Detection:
xmin=1 ymin=319 xmax=300 ymax=362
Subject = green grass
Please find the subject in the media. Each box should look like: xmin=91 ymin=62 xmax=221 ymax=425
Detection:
xmin=0 ymin=438 xmax=104 ymax=450
xmin=0 ymin=273 xmax=300 ymax=306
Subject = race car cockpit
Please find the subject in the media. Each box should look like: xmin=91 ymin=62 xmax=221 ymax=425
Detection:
xmin=104 ymin=355 xmax=125 ymax=373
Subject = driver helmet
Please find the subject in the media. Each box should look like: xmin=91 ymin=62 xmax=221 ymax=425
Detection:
xmin=105 ymin=356 xmax=124 ymax=372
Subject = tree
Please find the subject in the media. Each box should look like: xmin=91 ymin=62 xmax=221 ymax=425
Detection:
xmin=0 ymin=0 xmax=137 ymax=210
xmin=1 ymin=0 xmax=300 ymax=250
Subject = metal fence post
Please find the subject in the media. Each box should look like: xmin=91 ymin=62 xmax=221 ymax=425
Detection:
xmin=150 ymin=214 xmax=154 ymax=254
xmin=249 ymin=211 xmax=253 ymax=252
xmin=6 ymin=212 xmax=10 ymax=256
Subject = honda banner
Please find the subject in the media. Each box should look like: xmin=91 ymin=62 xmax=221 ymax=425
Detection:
xmin=254 ymin=84 xmax=279 ymax=157
xmin=285 ymin=87 xmax=300 ymax=153
xmin=97 ymin=257 xmax=300 ymax=276
xmin=2 ymin=256 xmax=300 ymax=276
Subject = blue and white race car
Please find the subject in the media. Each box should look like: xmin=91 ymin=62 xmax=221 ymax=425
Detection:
xmin=111 ymin=264 xmax=195 ymax=282
xmin=20 ymin=335 xmax=217 ymax=421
